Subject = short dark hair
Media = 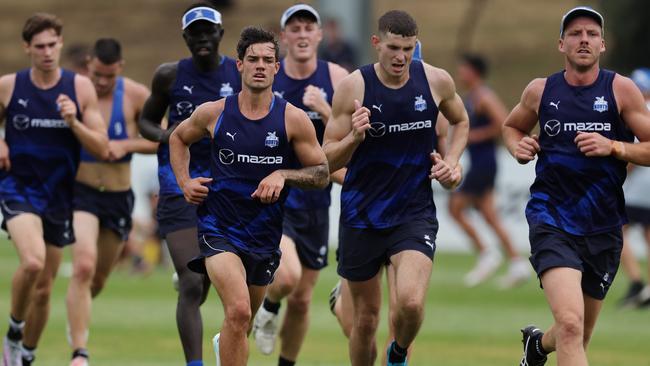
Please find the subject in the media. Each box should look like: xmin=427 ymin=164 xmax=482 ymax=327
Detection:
xmin=92 ymin=38 xmax=122 ymax=65
xmin=461 ymin=53 xmax=488 ymax=78
xmin=22 ymin=13 xmax=63 ymax=43
xmin=63 ymin=43 xmax=90 ymax=69
xmin=378 ymin=10 xmax=418 ymax=37
xmin=236 ymin=26 xmax=279 ymax=61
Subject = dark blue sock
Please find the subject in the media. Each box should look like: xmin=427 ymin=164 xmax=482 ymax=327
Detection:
xmin=388 ymin=340 xmax=408 ymax=362
xmin=278 ymin=356 xmax=295 ymax=366
xmin=187 ymin=360 xmax=203 ymax=366
xmin=263 ymin=298 xmax=281 ymax=314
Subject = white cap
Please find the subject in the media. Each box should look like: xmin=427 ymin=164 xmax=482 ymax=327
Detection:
xmin=182 ymin=6 xmax=222 ymax=30
xmin=280 ymin=4 xmax=320 ymax=29
xmin=560 ymin=6 xmax=604 ymax=37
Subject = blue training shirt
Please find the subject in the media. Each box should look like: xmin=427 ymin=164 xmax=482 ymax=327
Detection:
xmin=157 ymin=56 xmax=241 ymax=196
xmin=464 ymin=87 xmax=497 ymax=170
xmin=198 ymin=94 xmax=294 ymax=254
xmin=527 ymin=69 xmax=634 ymax=235
xmin=341 ymin=61 xmax=439 ymax=229
xmin=80 ymin=77 xmax=129 ymax=162
xmin=273 ymin=59 xmax=334 ymax=210
xmin=1 ymin=68 xmax=82 ymax=212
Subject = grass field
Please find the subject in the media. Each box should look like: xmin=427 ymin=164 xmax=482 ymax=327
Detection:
xmin=0 ymin=239 xmax=648 ymax=366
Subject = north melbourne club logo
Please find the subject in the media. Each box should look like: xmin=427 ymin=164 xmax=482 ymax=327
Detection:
xmin=220 ymin=83 xmax=234 ymax=97
xmin=593 ymin=96 xmax=608 ymax=113
xmin=544 ymin=119 xmax=561 ymax=136
xmin=265 ymin=131 xmax=279 ymax=148
xmin=414 ymin=95 xmax=427 ymax=112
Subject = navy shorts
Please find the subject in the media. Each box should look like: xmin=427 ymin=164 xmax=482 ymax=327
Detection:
xmin=626 ymin=205 xmax=650 ymax=226
xmin=529 ymin=223 xmax=623 ymax=300
xmin=157 ymin=194 xmax=198 ymax=237
xmin=74 ymin=182 xmax=134 ymax=241
xmin=188 ymin=234 xmax=281 ymax=286
xmin=1 ymin=200 xmax=74 ymax=247
xmin=458 ymin=164 xmax=496 ymax=196
xmin=282 ymin=208 xmax=329 ymax=270
xmin=337 ymin=217 xmax=438 ymax=281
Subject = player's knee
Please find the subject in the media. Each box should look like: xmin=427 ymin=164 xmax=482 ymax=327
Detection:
xmin=72 ymin=257 xmax=96 ymax=283
xmin=225 ymin=301 xmax=252 ymax=331
xmin=398 ymin=297 xmax=424 ymax=320
xmin=177 ymin=272 xmax=206 ymax=303
xmin=21 ymin=256 xmax=45 ymax=277
xmin=555 ymin=312 xmax=584 ymax=341
xmin=287 ymin=292 xmax=311 ymax=315
xmin=275 ymin=269 xmax=300 ymax=296
xmin=355 ymin=310 xmax=380 ymax=335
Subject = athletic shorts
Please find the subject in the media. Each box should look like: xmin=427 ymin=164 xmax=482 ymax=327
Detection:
xmin=188 ymin=234 xmax=281 ymax=286
xmin=337 ymin=217 xmax=438 ymax=281
xmin=157 ymin=194 xmax=198 ymax=237
xmin=282 ymin=208 xmax=329 ymax=270
xmin=73 ymin=182 xmax=134 ymax=241
xmin=626 ymin=205 xmax=650 ymax=226
xmin=1 ymin=200 xmax=74 ymax=247
xmin=458 ymin=164 xmax=496 ymax=196
xmin=529 ymin=223 xmax=623 ymax=300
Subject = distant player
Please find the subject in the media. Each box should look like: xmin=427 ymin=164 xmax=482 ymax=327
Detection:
xmin=137 ymin=3 xmax=240 ymax=365
xmin=448 ymin=53 xmax=531 ymax=288
xmin=323 ymin=10 xmax=468 ymax=365
xmin=169 ymin=26 xmax=329 ymax=366
xmin=250 ymin=5 xmax=348 ymax=364
xmin=65 ymin=38 xmax=156 ymax=366
xmin=503 ymin=7 xmax=650 ymax=366
xmin=618 ymin=67 xmax=650 ymax=308
xmin=0 ymin=13 xmax=108 ymax=366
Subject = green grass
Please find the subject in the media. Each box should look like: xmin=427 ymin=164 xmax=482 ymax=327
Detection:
xmin=0 ymin=239 xmax=648 ymax=365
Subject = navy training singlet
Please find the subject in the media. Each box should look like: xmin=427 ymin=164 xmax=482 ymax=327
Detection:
xmin=81 ymin=77 xmax=129 ymax=162
xmin=1 ymin=68 xmax=82 ymax=212
xmin=464 ymin=87 xmax=497 ymax=170
xmin=198 ymin=94 xmax=294 ymax=254
xmin=273 ymin=59 xmax=334 ymax=210
xmin=158 ymin=56 xmax=241 ymax=195
xmin=341 ymin=61 xmax=439 ymax=228
xmin=527 ymin=69 xmax=634 ymax=235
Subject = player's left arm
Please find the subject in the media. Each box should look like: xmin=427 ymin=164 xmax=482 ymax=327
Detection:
xmin=425 ymin=64 xmax=469 ymax=188
xmin=252 ymin=105 xmax=329 ymax=204
xmin=302 ymin=63 xmax=349 ymax=124
xmin=575 ymin=74 xmax=650 ymax=165
xmin=64 ymin=74 xmax=109 ymax=160
xmin=108 ymin=81 xmax=159 ymax=161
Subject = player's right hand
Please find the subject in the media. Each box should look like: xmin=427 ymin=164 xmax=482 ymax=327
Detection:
xmin=351 ymin=99 xmax=371 ymax=143
xmin=0 ymin=139 xmax=10 ymax=171
xmin=181 ymin=177 xmax=212 ymax=205
xmin=57 ymin=94 xmax=78 ymax=126
xmin=515 ymin=134 xmax=540 ymax=164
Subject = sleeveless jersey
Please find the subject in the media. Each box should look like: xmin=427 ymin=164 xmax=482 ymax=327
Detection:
xmin=527 ymin=69 xmax=634 ymax=235
xmin=158 ymin=56 xmax=241 ymax=195
xmin=1 ymin=68 xmax=82 ymax=211
xmin=81 ymin=77 xmax=129 ymax=162
xmin=273 ymin=59 xmax=334 ymax=210
xmin=198 ymin=94 xmax=294 ymax=253
xmin=464 ymin=87 xmax=497 ymax=170
xmin=341 ymin=61 xmax=439 ymax=228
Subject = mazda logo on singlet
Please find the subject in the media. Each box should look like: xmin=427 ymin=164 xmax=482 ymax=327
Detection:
xmin=218 ymin=148 xmax=235 ymax=165
xmin=544 ymin=119 xmax=561 ymax=137
xmin=12 ymin=114 xmax=30 ymax=130
xmin=368 ymin=122 xmax=386 ymax=137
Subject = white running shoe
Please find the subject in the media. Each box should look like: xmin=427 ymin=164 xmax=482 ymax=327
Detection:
xmin=70 ymin=356 xmax=89 ymax=366
xmin=212 ymin=333 xmax=220 ymax=366
xmin=252 ymin=306 xmax=279 ymax=355
xmin=172 ymin=272 xmax=179 ymax=292
xmin=2 ymin=336 xmax=22 ymax=366
xmin=499 ymin=258 xmax=532 ymax=289
xmin=464 ymin=250 xmax=502 ymax=287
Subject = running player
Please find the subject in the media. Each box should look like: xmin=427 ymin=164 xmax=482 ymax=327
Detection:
xmin=617 ymin=67 xmax=650 ymax=308
xmin=137 ymin=3 xmax=240 ymax=366
xmin=449 ymin=53 xmax=531 ymax=288
xmin=323 ymin=10 xmax=469 ymax=365
xmin=169 ymin=26 xmax=329 ymax=366
xmin=250 ymin=5 xmax=348 ymax=364
xmin=0 ymin=13 xmax=108 ymax=366
xmin=65 ymin=38 xmax=156 ymax=366
xmin=502 ymin=7 xmax=650 ymax=366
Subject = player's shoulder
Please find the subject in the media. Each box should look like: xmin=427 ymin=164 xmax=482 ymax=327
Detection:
xmin=612 ymin=72 xmax=638 ymax=93
xmin=327 ymin=61 xmax=349 ymax=81
xmin=522 ymin=78 xmax=547 ymax=99
xmin=336 ymin=69 xmax=364 ymax=95
xmin=0 ymin=73 xmax=16 ymax=107
xmin=196 ymin=97 xmax=226 ymax=117
xmin=284 ymin=100 xmax=310 ymax=121
xmin=73 ymin=73 xmax=95 ymax=95
xmin=122 ymin=77 xmax=150 ymax=99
